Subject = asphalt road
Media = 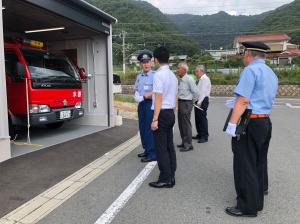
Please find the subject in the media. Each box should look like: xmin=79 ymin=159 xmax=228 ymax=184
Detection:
xmin=38 ymin=98 xmax=300 ymax=224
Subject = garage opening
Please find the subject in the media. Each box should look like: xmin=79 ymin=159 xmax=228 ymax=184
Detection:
xmin=1 ymin=0 xmax=117 ymax=159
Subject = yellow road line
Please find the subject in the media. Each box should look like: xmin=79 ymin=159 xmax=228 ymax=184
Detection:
xmin=1 ymin=133 xmax=140 ymax=224
xmin=10 ymin=141 xmax=44 ymax=148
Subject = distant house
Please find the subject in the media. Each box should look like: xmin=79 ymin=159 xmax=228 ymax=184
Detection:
xmin=129 ymin=55 xmax=139 ymax=66
xmin=129 ymin=50 xmax=143 ymax=66
xmin=234 ymin=33 xmax=300 ymax=65
xmin=169 ymin=55 xmax=188 ymax=66
xmin=205 ymin=49 xmax=237 ymax=60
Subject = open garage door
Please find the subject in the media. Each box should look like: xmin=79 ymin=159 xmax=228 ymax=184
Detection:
xmin=0 ymin=0 xmax=116 ymax=162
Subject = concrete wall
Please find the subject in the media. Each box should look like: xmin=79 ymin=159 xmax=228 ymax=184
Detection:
xmin=49 ymin=35 xmax=115 ymax=127
xmin=122 ymin=84 xmax=300 ymax=97
xmin=0 ymin=0 xmax=11 ymax=162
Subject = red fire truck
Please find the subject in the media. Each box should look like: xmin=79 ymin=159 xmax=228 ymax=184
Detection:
xmin=5 ymin=39 xmax=85 ymax=137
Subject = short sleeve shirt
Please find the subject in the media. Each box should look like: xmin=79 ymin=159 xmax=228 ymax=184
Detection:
xmin=134 ymin=70 xmax=154 ymax=97
xmin=234 ymin=59 xmax=278 ymax=114
xmin=152 ymin=65 xmax=178 ymax=110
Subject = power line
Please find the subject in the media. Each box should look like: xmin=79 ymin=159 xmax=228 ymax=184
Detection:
xmin=98 ymin=1 xmax=293 ymax=17
xmin=156 ymin=1 xmax=291 ymax=10
xmin=111 ymin=28 xmax=300 ymax=39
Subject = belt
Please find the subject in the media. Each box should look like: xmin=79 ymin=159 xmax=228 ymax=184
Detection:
xmin=250 ymin=114 xmax=269 ymax=118
xmin=178 ymin=99 xmax=192 ymax=102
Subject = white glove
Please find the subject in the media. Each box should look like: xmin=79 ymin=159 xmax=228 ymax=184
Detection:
xmin=225 ymin=97 xmax=237 ymax=109
xmin=225 ymin=122 xmax=237 ymax=137
xmin=134 ymin=91 xmax=144 ymax=103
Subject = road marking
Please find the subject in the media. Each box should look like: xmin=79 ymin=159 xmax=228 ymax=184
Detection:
xmin=0 ymin=134 xmax=141 ymax=224
xmin=286 ymin=103 xmax=300 ymax=109
xmin=10 ymin=141 xmax=44 ymax=148
xmin=94 ymin=161 xmax=157 ymax=224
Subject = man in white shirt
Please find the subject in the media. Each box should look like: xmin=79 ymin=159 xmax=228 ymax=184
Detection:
xmin=193 ymin=65 xmax=211 ymax=143
xmin=149 ymin=46 xmax=178 ymax=188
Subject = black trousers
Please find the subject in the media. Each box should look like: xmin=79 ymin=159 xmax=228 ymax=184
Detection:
xmin=194 ymin=97 xmax=209 ymax=140
xmin=178 ymin=100 xmax=193 ymax=147
xmin=232 ymin=117 xmax=272 ymax=214
xmin=153 ymin=109 xmax=177 ymax=183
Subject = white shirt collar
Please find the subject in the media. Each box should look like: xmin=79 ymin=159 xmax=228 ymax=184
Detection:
xmin=158 ymin=65 xmax=169 ymax=71
xmin=200 ymin=74 xmax=207 ymax=80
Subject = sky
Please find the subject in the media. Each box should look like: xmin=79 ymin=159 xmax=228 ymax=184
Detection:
xmin=143 ymin=0 xmax=294 ymax=15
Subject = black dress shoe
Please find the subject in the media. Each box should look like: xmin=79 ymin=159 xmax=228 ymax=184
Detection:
xmin=137 ymin=152 xmax=147 ymax=158
xmin=177 ymin=144 xmax=184 ymax=148
xmin=141 ymin=157 xmax=156 ymax=163
xmin=225 ymin=207 xmax=257 ymax=217
xmin=171 ymin=177 xmax=175 ymax=186
xmin=192 ymin=135 xmax=200 ymax=140
xmin=198 ymin=138 xmax=208 ymax=143
xmin=149 ymin=181 xmax=173 ymax=188
xmin=180 ymin=146 xmax=193 ymax=152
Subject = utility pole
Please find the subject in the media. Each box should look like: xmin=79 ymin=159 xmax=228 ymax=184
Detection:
xmin=121 ymin=30 xmax=127 ymax=74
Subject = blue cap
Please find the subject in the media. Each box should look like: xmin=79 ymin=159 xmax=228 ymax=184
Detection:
xmin=137 ymin=50 xmax=153 ymax=62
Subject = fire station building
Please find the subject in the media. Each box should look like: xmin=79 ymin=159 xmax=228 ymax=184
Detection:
xmin=0 ymin=0 xmax=117 ymax=162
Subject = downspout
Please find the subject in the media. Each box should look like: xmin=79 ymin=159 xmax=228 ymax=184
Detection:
xmin=106 ymin=30 xmax=111 ymax=127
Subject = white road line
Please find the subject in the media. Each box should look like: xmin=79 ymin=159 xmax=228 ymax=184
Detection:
xmin=94 ymin=161 xmax=157 ymax=224
xmin=286 ymin=103 xmax=300 ymax=109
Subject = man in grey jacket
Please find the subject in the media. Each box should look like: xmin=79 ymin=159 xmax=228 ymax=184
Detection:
xmin=176 ymin=62 xmax=199 ymax=152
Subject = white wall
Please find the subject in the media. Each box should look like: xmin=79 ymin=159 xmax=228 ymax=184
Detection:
xmin=49 ymin=35 xmax=115 ymax=127
xmin=0 ymin=0 xmax=11 ymax=162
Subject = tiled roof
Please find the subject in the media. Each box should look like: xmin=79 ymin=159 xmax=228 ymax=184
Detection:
xmin=235 ymin=33 xmax=291 ymax=43
xmin=267 ymin=48 xmax=300 ymax=57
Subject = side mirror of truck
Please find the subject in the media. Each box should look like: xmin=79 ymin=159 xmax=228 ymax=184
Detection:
xmin=15 ymin=62 xmax=25 ymax=82
xmin=79 ymin=68 xmax=87 ymax=81
xmin=113 ymin=73 xmax=121 ymax=84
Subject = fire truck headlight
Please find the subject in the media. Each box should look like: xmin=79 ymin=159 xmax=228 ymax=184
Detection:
xmin=30 ymin=104 xmax=50 ymax=113
xmin=39 ymin=105 xmax=50 ymax=113
xmin=75 ymin=102 xmax=82 ymax=109
xmin=29 ymin=104 xmax=39 ymax=114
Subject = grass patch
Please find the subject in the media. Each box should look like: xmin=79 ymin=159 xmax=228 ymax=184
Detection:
xmin=114 ymin=94 xmax=136 ymax=103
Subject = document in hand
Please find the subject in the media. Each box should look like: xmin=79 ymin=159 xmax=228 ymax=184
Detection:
xmin=223 ymin=109 xmax=252 ymax=138
xmin=193 ymin=103 xmax=204 ymax=111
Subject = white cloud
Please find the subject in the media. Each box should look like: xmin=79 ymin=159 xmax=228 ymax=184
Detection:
xmin=143 ymin=0 xmax=294 ymax=15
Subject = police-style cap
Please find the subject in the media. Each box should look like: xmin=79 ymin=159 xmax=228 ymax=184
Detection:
xmin=242 ymin=42 xmax=270 ymax=53
xmin=137 ymin=50 xmax=153 ymax=62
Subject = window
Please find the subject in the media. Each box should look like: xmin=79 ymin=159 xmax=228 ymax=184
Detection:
xmin=5 ymin=50 xmax=20 ymax=80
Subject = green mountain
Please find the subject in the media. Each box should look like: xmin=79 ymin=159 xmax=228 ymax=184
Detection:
xmin=86 ymin=0 xmax=299 ymax=64
xmin=86 ymin=0 xmax=199 ymax=65
xmin=167 ymin=11 xmax=269 ymax=49
xmin=253 ymin=0 xmax=300 ymax=44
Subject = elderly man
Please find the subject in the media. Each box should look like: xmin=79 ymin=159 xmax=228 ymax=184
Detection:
xmin=176 ymin=62 xmax=199 ymax=152
xmin=193 ymin=65 xmax=211 ymax=143
xmin=134 ymin=50 xmax=156 ymax=163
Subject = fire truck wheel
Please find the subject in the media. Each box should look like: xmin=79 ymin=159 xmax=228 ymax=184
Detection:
xmin=46 ymin=122 xmax=64 ymax=129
